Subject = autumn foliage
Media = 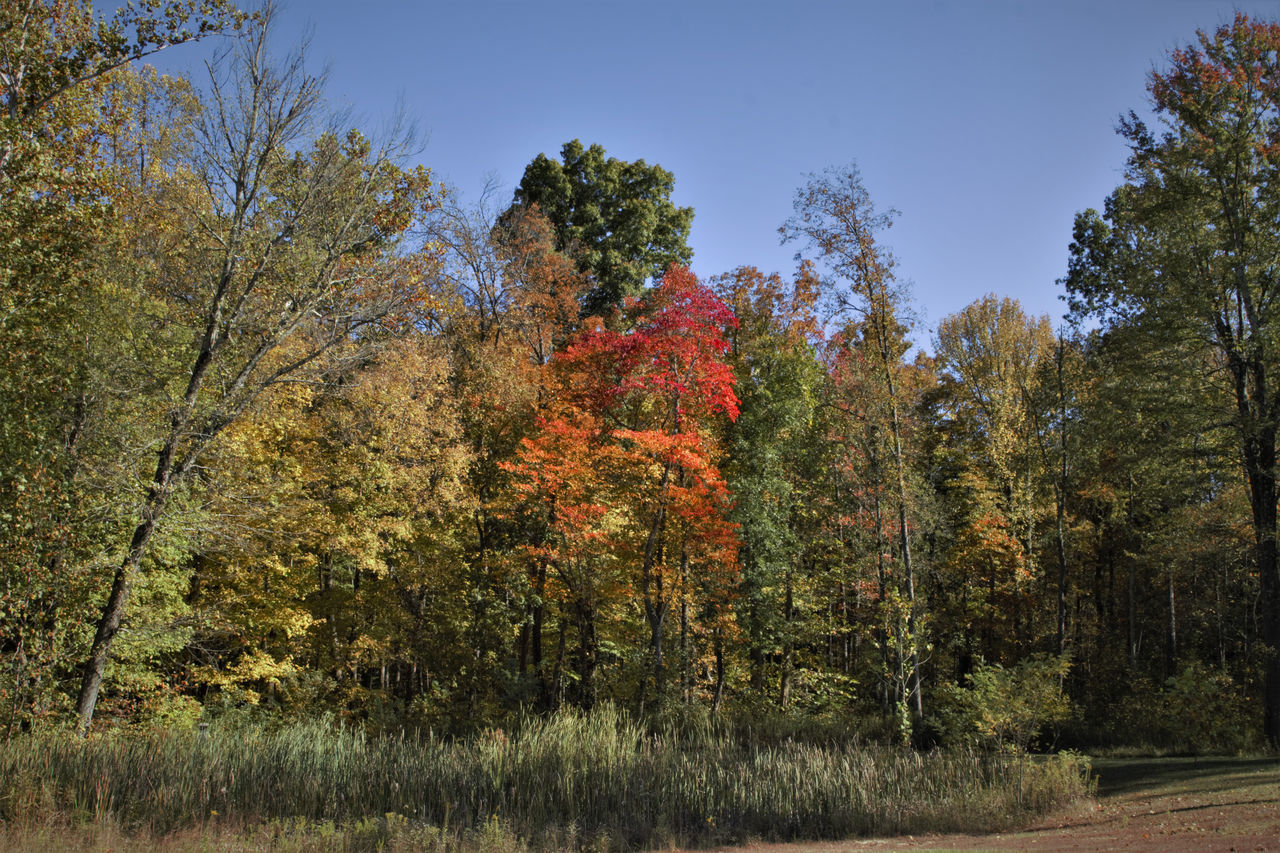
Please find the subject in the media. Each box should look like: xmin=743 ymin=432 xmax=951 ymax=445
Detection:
xmin=504 ymin=266 xmax=740 ymax=706
xmin=0 ymin=1 xmax=1273 ymax=759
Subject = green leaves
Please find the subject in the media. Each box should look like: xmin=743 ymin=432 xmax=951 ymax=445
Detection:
xmin=936 ymin=654 xmax=1072 ymax=751
xmin=1063 ymin=13 xmax=1280 ymax=747
xmin=507 ymin=140 xmax=694 ymax=317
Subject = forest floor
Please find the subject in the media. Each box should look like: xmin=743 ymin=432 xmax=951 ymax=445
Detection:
xmin=697 ymin=756 xmax=1280 ymax=852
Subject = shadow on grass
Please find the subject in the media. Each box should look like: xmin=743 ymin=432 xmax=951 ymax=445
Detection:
xmin=1091 ymin=756 xmax=1280 ymax=798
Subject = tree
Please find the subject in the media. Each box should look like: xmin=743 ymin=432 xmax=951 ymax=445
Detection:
xmin=187 ymin=331 xmax=472 ymax=725
xmin=0 ymin=1 xmax=237 ymax=731
xmin=1027 ymin=330 xmax=1084 ymax=658
xmin=936 ymin=654 xmax=1072 ymax=752
xmin=1062 ymin=322 xmax=1247 ymax=727
xmin=504 ymin=140 xmax=693 ymax=316
xmin=73 ymin=10 xmax=438 ymax=734
xmin=781 ymin=164 xmax=926 ymax=727
xmin=606 ymin=267 xmax=739 ymax=705
xmin=0 ymin=1 xmax=242 ymax=353
xmin=935 ymin=297 xmax=1054 ymax=508
xmin=1064 ymin=13 xmax=1280 ymax=745
xmin=0 ymin=0 xmax=243 ymax=178
xmin=504 ymin=266 xmax=740 ymax=709
xmin=422 ymin=186 xmax=587 ymax=711
xmin=823 ymin=319 xmax=936 ymax=733
xmin=713 ymin=265 xmax=826 ymax=706
xmin=933 ymin=296 xmax=1055 ymax=662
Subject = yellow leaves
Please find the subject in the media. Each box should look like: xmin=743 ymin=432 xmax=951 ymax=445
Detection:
xmin=194 ymin=649 xmax=299 ymax=702
xmin=348 ymin=635 xmax=392 ymax=668
xmin=190 ymin=330 xmax=473 ymax=700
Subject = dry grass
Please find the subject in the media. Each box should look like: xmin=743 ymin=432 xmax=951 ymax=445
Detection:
xmin=0 ymin=707 xmax=1093 ymax=851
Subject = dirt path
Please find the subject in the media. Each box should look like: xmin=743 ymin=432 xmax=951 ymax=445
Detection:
xmin=700 ymin=756 xmax=1280 ymax=852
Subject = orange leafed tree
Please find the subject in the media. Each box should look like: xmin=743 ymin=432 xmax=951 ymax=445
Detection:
xmin=505 ymin=266 xmax=741 ymax=708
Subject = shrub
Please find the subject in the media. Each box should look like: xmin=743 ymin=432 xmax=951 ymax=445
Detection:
xmin=1107 ymin=663 xmax=1261 ymax=754
xmin=935 ymin=654 xmax=1073 ymax=751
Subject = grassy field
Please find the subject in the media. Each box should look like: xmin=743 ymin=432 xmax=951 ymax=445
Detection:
xmin=0 ymin=708 xmax=1093 ymax=851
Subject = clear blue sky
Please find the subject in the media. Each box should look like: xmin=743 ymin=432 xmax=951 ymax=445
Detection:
xmin=128 ymin=0 xmax=1280 ymax=342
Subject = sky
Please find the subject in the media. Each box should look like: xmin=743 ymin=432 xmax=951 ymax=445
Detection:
xmin=125 ymin=0 xmax=1280 ymax=344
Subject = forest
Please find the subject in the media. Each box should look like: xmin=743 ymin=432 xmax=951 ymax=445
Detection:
xmin=0 ymin=1 xmax=1278 ymax=848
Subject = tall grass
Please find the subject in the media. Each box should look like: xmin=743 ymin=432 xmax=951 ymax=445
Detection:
xmin=0 ymin=706 xmax=1092 ymax=850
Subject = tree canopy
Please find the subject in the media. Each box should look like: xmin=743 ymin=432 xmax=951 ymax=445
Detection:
xmin=505 ymin=139 xmax=694 ymax=317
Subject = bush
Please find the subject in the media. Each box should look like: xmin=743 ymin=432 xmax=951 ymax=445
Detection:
xmin=935 ymin=654 xmax=1073 ymax=751
xmin=1114 ymin=663 xmax=1261 ymax=754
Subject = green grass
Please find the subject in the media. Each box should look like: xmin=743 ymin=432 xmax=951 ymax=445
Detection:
xmin=0 ymin=706 xmax=1093 ymax=850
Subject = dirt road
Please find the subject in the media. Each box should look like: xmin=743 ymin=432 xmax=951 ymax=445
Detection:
xmin=701 ymin=756 xmax=1280 ymax=852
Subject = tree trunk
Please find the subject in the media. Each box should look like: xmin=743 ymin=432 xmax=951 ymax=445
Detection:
xmin=1165 ymin=571 xmax=1177 ymax=677
xmin=1243 ymin=422 xmax=1280 ymax=746
xmin=878 ymin=309 xmax=923 ymax=723
xmin=648 ymin=599 xmax=666 ymax=700
xmin=75 ymin=505 xmax=160 ymax=734
xmin=780 ymin=567 xmax=794 ymax=707
xmin=679 ymin=544 xmax=690 ymax=704
xmin=75 ymin=423 xmax=180 ymax=735
xmin=1055 ymin=487 xmax=1068 ymax=655
xmin=874 ymin=489 xmax=891 ymax=714
xmin=532 ymin=561 xmax=548 ymax=707
xmin=711 ymin=631 xmax=726 ymax=715
xmin=74 ymin=206 xmax=233 ymax=733
xmin=641 ymin=460 xmax=672 ymax=700
xmin=1127 ymin=476 xmax=1138 ymax=668
xmin=573 ymin=595 xmax=598 ymax=709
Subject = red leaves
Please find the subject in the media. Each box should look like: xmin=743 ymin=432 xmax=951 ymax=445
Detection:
xmin=558 ymin=265 xmax=740 ymax=425
xmin=504 ymin=265 xmax=742 ymax=644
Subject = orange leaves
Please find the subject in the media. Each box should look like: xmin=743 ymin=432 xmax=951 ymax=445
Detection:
xmin=711 ymin=263 xmax=821 ymax=351
xmin=946 ymin=511 xmax=1031 ymax=589
xmin=494 ymin=204 xmax=587 ymax=364
xmin=503 ymin=398 xmax=625 ymax=579
xmin=502 ymin=265 xmax=743 ymax=668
